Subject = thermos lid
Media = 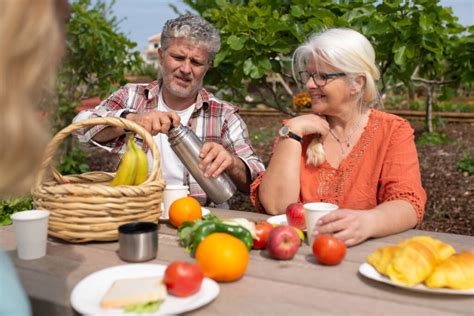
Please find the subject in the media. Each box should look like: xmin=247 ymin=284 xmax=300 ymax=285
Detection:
xmin=168 ymin=124 xmax=189 ymax=146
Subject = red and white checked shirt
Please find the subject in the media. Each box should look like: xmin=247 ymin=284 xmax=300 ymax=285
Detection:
xmin=73 ymin=81 xmax=265 ymax=205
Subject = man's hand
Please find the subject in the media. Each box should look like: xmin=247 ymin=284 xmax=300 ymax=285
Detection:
xmin=198 ymin=142 xmax=236 ymax=178
xmin=126 ymin=111 xmax=181 ymax=135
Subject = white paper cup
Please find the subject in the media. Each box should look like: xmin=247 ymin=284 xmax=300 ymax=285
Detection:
xmin=11 ymin=210 xmax=50 ymax=260
xmin=304 ymin=202 xmax=338 ymax=246
xmin=161 ymin=185 xmax=189 ymax=219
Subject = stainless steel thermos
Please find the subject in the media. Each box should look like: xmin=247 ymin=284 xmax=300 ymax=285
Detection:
xmin=168 ymin=124 xmax=237 ymax=204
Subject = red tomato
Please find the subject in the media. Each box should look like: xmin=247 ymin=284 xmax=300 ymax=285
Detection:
xmin=312 ymin=234 xmax=346 ymax=265
xmin=163 ymin=261 xmax=204 ymax=297
xmin=253 ymin=221 xmax=273 ymax=249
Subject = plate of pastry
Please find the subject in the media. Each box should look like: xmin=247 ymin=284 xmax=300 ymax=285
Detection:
xmin=359 ymin=262 xmax=474 ymax=295
xmin=361 ymin=236 xmax=474 ymax=295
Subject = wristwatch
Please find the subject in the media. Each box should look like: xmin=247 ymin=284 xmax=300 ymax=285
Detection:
xmin=278 ymin=125 xmax=303 ymax=143
xmin=119 ymin=110 xmax=135 ymax=119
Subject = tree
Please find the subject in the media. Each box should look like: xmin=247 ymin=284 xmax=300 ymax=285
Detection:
xmin=180 ymin=0 xmax=471 ymax=130
xmin=54 ymin=0 xmax=142 ymax=174
xmin=345 ymin=0 xmax=469 ymax=132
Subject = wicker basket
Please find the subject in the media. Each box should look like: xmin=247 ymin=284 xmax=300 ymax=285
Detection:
xmin=32 ymin=117 xmax=165 ymax=243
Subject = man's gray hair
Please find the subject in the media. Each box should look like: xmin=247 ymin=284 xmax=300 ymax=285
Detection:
xmin=161 ymin=15 xmax=221 ymax=61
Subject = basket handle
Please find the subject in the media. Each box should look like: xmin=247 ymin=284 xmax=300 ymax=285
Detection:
xmin=34 ymin=117 xmax=163 ymax=187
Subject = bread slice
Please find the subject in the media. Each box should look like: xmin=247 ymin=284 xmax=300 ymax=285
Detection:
xmin=100 ymin=277 xmax=167 ymax=309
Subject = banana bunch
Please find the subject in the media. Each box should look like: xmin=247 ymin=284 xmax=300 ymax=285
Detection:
xmin=111 ymin=137 xmax=149 ymax=186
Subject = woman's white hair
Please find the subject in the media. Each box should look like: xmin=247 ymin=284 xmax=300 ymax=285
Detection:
xmin=292 ymin=28 xmax=381 ymax=166
xmin=293 ymin=28 xmax=380 ymax=103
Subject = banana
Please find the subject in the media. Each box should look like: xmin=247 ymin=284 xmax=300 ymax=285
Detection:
xmin=130 ymin=138 xmax=149 ymax=185
xmin=110 ymin=137 xmax=137 ymax=186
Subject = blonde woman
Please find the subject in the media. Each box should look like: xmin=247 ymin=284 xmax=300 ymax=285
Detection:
xmin=251 ymin=28 xmax=426 ymax=246
xmin=0 ymin=1 xmax=68 ymax=315
xmin=0 ymin=0 xmax=67 ymax=198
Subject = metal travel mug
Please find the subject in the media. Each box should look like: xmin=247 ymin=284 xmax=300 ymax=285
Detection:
xmin=168 ymin=124 xmax=237 ymax=204
xmin=118 ymin=222 xmax=158 ymax=262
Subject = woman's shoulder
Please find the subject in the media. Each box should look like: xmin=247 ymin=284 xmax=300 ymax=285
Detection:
xmin=370 ymin=108 xmax=413 ymax=130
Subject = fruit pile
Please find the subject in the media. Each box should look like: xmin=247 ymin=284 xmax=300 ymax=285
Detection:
xmin=166 ymin=200 xmax=347 ymax=284
xmin=111 ymin=137 xmax=148 ymax=186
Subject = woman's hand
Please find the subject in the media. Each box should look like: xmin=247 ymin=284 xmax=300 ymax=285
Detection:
xmin=312 ymin=209 xmax=375 ymax=247
xmin=285 ymin=114 xmax=329 ymax=138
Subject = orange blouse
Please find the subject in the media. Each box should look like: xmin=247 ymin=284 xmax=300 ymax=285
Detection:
xmin=250 ymin=109 xmax=426 ymax=223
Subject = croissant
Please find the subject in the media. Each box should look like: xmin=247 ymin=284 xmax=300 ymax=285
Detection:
xmin=367 ymin=246 xmax=399 ymax=275
xmin=425 ymin=252 xmax=474 ymax=290
xmin=399 ymin=236 xmax=456 ymax=262
xmin=385 ymin=236 xmax=456 ymax=286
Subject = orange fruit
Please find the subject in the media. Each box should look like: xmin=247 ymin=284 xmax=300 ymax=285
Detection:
xmin=168 ymin=196 xmax=202 ymax=228
xmin=195 ymin=232 xmax=249 ymax=282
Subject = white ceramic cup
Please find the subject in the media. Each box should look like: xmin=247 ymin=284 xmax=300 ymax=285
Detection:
xmin=304 ymin=202 xmax=338 ymax=246
xmin=11 ymin=210 xmax=50 ymax=260
xmin=162 ymin=184 xmax=189 ymax=219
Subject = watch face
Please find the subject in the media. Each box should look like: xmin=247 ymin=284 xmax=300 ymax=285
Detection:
xmin=279 ymin=125 xmax=289 ymax=137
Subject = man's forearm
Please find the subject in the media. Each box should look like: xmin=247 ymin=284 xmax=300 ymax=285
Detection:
xmin=227 ymin=156 xmax=251 ymax=193
xmin=92 ymin=126 xmax=125 ymax=143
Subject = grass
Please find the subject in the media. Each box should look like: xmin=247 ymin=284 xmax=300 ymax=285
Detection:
xmin=416 ymin=131 xmax=449 ymax=145
xmin=456 ymin=155 xmax=474 ymax=175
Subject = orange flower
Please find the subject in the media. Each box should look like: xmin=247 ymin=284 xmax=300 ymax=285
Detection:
xmin=293 ymin=92 xmax=311 ymax=108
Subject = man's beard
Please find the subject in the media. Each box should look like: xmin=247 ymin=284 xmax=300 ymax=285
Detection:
xmin=163 ymin=75 xmax=203 ymax=99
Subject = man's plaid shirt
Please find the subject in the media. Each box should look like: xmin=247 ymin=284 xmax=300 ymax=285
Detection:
xmin=73 ymin=81 xmax=265 ymax=205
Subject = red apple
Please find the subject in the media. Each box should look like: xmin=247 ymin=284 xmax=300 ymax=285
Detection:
xmin=267 ymin=225 xmax=300 ymax=260
xmin=286 ymin=202 xmax=306 ymax=230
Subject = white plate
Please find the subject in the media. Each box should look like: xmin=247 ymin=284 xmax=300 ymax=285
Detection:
xmin=359 ymin=262 xmax=474 ymax=295
xmin=267 ymin=214 xmax=307 ymax=232
xmin=70 ymin=264 xmax=220 ymax=315
xmin=266 ymin=214 xmax=287 ymax=226
xmin=160 ymin=207 xmax=211 ymax=220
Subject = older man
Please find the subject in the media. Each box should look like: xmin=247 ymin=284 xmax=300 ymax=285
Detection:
xmin=73 ymin=15 xmax=264 ymax=206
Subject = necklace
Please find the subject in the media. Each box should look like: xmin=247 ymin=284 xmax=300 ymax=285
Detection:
xmin=329 ymin=115 xmax=363 ymax=155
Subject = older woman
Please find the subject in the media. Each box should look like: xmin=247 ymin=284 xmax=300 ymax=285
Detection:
xmin=251 ymin=28 xmax=426 ymax=246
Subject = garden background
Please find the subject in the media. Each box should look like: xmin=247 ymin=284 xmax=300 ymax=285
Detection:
xmin=1 ymin=0 xmax=472 ymax=236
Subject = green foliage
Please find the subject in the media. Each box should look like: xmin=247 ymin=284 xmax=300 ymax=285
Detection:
xmin=416 ymin=131 xmax=448 ymax=144
xmin=435 ymin=101 xmax=474 ymax=112
xmin=52 ymin=0 xmax=143 ymax=175
xmin=0 ymin=197 xmax=33 ymax=226
xmin=409 ymin=100 xmax=425 ymax=111
xmin=56 ymin=0 xmax=143 ymax=129
xmin=456 ymin=155 xmax=474 ymax=175
xmin=180 ymin=0 xmax=471 ymax=119
xmin=58 ymin=145 xmax=91 ymax=175
xmin=408 ymin=99 xmax=473 ymax=112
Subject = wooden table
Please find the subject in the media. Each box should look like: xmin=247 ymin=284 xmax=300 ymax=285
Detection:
xmin=1 ymin=208 xmax=473 ymax=316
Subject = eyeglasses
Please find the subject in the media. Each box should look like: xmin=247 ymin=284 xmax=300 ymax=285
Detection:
xmin=298 ymin=71 xmax=346 ymax=87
